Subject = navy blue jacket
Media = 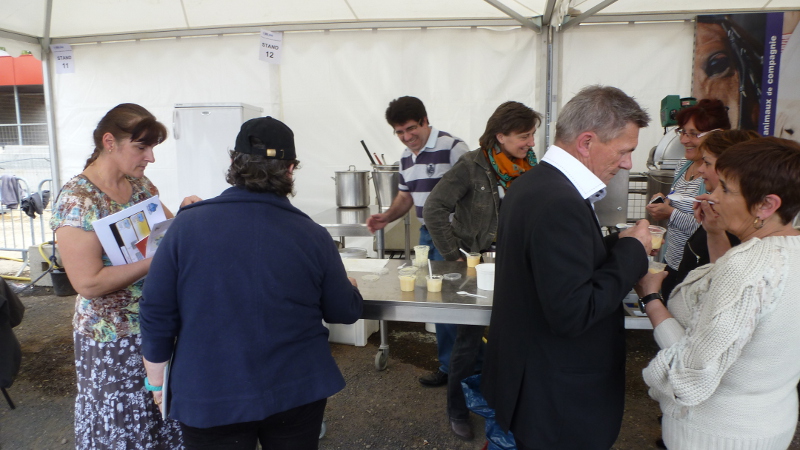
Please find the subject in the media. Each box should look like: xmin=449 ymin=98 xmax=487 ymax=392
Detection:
xmin=141 ymin=187 xmax=363 ymax=428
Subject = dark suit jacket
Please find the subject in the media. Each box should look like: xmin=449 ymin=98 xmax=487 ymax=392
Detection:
xmin=481 ymin=162 xmax=647 ymax=449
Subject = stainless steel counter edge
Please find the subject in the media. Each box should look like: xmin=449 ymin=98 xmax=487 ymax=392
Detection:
xmin=362 ymin=300 xmax=492 ymax=326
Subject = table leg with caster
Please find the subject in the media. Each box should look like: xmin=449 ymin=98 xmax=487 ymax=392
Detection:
xmin=374 ymin=319 xmax=389 ymax=371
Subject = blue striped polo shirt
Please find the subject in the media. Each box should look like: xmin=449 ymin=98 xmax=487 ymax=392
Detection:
xmin=398 ymin=127 xmax=469 ymax=225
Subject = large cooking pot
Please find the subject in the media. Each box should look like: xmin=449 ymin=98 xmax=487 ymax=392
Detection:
xmin=334 ymin=165 xmax=371 ymax=208
xmin=372 ymin=164 xmax=399 ymax=212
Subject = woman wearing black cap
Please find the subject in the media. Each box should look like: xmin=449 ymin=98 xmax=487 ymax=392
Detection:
xmin=140 ymin=117 xmax=363 ymax=450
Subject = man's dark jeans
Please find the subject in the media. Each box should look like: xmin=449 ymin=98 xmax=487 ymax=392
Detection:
xmin=447 ymin=324 xmax=486 ymax=420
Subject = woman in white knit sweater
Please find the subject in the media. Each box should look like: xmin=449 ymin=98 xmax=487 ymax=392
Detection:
xmin=637 ymin=137 xmax=800 ymax=449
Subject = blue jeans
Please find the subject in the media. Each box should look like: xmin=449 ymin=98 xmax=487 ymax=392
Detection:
xmin=418 ymin=225 xmax=444 ymax=262
xmin=418 ymin=226 xmax=484 ymax=375
xmin=419 ymin=226 xmax=452 ymax=373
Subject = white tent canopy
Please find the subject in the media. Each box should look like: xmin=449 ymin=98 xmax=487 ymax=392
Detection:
xmin=2 ymin=0 xmax=792 ymax=41
xmin=0 ymin=1 xmax=795 ymax=216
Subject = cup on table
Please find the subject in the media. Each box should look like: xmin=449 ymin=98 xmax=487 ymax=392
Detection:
xmin=475 ymin=263 xmax=495 ymax=291
xmin=413 ymin=245 xmax=429 ymax=267
xmin=426 ymin=274 xmax=443 ymax=292
xmin=648 ymin=225 xmax=667 ymax=250
xmin=399 ymin=267 xmax=417 ymax=292
xmin=466 ymin=252 xmax=481 ymax=268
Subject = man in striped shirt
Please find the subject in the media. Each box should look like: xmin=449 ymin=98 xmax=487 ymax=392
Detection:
xmin=367 ymin=96 xmax=469 ymax=387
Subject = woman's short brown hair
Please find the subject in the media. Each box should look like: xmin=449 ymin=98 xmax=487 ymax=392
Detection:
xmin=676 ymin=98 xmax=731 ymax=132
xmin=479 ymin=101 xmax=542 ymax=151
xmin=698 ymin=129 xmax=761 ymax=157
xmin=714 ymin=137 xmax=800 ymax=224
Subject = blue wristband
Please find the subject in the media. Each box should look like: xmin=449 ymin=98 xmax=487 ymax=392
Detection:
xmin=144 ymin=377 xmax=162 ymax=392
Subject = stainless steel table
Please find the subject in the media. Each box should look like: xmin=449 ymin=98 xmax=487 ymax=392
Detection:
xmin=311 ymin=206 xmax=377 ymax=238
xmin=311 ymin=205 xmax=390 ymax=258
xmin=348 ymin=259 xmax=652 ymax=369
xmin=355 ymin=260 xmax=491 ymax=325
xmin=348 ymin=259 xmax=492 ymax=370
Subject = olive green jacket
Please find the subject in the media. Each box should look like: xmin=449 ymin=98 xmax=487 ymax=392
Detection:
xmin=423 ymin=148 xmax=500 ymax=261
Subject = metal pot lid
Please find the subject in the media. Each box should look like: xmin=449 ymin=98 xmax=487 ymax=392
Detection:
xmin=335 ymin=164 xmax=370 ymax=174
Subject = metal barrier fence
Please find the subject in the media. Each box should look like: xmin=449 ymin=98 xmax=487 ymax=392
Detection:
xmin=0 ymin=123 xmax=49 ymax=146
xmin=0 ymin=177 xmax=53 ymax=276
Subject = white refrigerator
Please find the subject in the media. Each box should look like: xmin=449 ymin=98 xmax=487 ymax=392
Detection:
xmin=173 ymin=103 xmax=262 ymax=202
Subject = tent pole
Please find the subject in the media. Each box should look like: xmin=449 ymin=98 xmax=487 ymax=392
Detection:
xmin=544 ymin=25 xmax=560 ymax=150
xmin=41 ymin=0 xmax=61 ymax=191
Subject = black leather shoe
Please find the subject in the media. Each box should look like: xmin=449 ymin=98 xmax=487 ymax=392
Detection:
xmin=418 ymin=369 xmax=448 ymax=387
xmin=449 ymin=418 xmax=474 ymax=441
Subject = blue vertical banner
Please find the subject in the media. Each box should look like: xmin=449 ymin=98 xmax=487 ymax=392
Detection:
xmin=759 ymin=13 xmax=783 ymax=136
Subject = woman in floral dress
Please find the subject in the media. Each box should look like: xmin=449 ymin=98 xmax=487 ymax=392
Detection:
xmin=50 ymin=103 xmax=187 ymax=449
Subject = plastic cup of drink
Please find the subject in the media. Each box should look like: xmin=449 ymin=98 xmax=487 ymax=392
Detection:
xmin=399 ymin=267 xmax=417 ymax=292
xmin=648 ymin=260 xmax=667 ymax=274
xmin=426 ymin=275 xmax=443 ymax=292
xmin=413 ymin=245 xmax=429 ymax=267
xmin=648 ymin=225 xmax=667 ymax=250
xmin=466 ymin=252 xmax=481 ymax=268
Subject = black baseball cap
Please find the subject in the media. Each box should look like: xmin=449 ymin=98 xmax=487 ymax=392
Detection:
xmin=234 ymin=116 xmax=296 ymax=160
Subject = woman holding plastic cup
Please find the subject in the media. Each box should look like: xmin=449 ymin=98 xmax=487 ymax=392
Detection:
xmin=662 ymin=130 xmax=761 ymax=299
xmin=637 ymin=138 xmax=800 ymax=449
xmin=424 ymin=101 xmax=542 ymax=441
xmin=646 ymin=99 xmax=731 ymax=298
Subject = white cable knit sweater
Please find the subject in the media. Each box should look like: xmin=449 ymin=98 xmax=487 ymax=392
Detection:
xmin=643 ymin=236 xmax=800 ymax=450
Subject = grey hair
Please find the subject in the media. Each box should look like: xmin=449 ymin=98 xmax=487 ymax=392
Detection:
xmin=555 ymin=85 xmax=651 ymax=143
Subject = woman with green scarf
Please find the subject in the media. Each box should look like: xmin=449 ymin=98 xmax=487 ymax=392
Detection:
xmin=424 ymin=101 xmax=541 ymax=441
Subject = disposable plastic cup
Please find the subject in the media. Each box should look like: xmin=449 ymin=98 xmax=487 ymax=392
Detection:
xmin=649 ymin=225 xmax=667 ymax=250
xmin=466 ymin=252 xmax=481 ymax=268
xmin=648 ymin=260 xmax=667 ymax=274
xmin=413 ymin=245 xmax=429 ymax=267
xmin=399 ymin=274 xmax=416 ymax=291
xmin=475 ymin=263 xmax=495 ymax=291
xmin=399 ymin=267 xmax=417 ymax=292
xmin=426 ymin=275 xmax=443 ymax=292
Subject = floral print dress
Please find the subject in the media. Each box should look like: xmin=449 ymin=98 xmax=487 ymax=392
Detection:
xmin=50 ymin=174 xmax=183 ymax=449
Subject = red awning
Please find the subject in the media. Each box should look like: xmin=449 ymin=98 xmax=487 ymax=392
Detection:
xmin=0 ymin=54 xmax=43 ymax=86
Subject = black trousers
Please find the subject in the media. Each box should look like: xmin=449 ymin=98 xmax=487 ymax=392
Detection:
xmin=180 ymin=398 xmax=327 ymax=450
xmin=447 ymin=324 xmax=486 ymax=420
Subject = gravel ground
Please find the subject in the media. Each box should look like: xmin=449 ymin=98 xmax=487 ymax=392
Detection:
xmin=2 ymin=287 xmax=799 ymax=450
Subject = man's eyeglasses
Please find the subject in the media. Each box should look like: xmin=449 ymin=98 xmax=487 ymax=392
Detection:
xmin=674 ymin=128 xmax=722 ymax=139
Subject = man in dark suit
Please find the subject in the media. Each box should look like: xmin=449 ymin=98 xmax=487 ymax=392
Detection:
xmin=482 ymin=85 xmax=653 ymax=450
